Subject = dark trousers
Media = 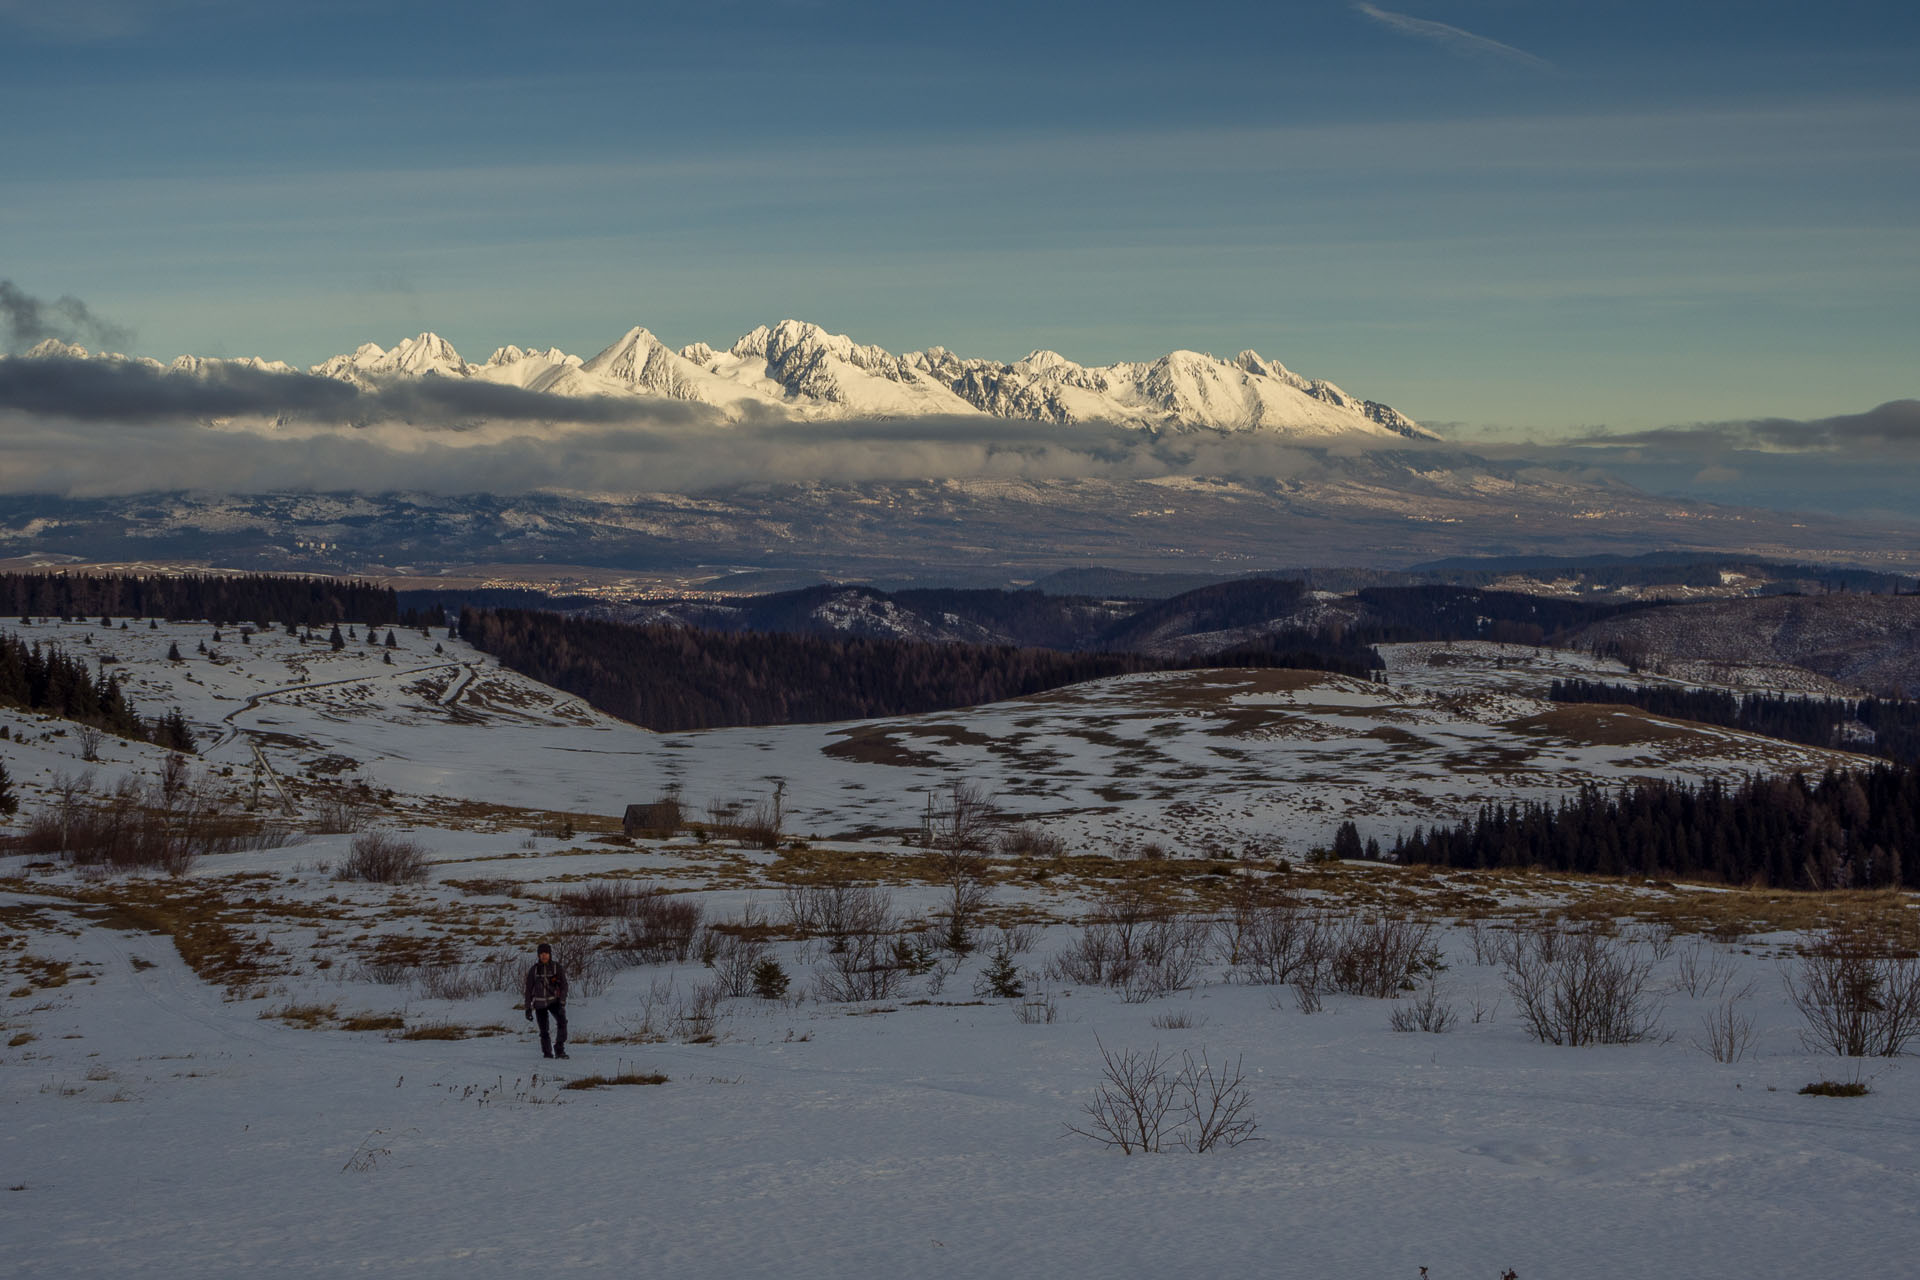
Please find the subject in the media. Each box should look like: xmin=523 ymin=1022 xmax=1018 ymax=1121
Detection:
xmin=535 ymin=1005 xmax=567 ymax=1054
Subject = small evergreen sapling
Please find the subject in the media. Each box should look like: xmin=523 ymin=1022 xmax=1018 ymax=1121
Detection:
xmin=751 ymin=957 xmax=790 ymax=1000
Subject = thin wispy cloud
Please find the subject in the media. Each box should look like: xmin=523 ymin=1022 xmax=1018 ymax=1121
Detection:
xmin=0 ymin=0 xmax=230 ymax=41
xmin=1351 ymin=3 xmax=1553 ymax=71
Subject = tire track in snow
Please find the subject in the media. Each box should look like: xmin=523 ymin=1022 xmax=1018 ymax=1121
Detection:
xmin=205 ymin=659 xmax=479 ymax=753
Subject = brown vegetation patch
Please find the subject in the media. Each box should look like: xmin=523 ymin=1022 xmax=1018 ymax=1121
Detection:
xmin=562 ymin=1070 xmax=668 ymax=1089
xmin=340 ymin=1012 xmax=406 ymax=1032
xmin=64 ymin=880 xmax=294 ymax=995
xmin=394 ymin=1022 xmax=472 ymax=1040
xmin=263 ymin=1001 xmax=337 ymax=1029
xmin=1509 ymin=704 xmax=1703 ymax=749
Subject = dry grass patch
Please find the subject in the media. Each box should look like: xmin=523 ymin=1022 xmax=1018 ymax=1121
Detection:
xmin=1800 ymin=1080 xmax=1870 ymax=1097
xmin=394 ymin=1022 xmax=470 ymax=1041
xmin=68 ymin=881 xmax=290 ymax=995
xmin=264 ymin=1001 xmax=337 ymax=1029
xmin=769 ymin=844 xmax=923 ymax=887
xmin=562 ymin=1068 xmax=668 ymax=1090
xmin=340 ymin=1012 xmax=406 ymax=1032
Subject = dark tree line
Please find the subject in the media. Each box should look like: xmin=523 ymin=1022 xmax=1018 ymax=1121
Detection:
xmin=0 ymin=571 xmax=404 ymax=628
xmin=459 ymin=608 xmax=1376 ymax=732
xmin=0 ymin=630 xmax=194 ymax=750
xmin=1349 ymin=586 xmax=1643 ymax=647
xmin=1390 ymin=764 xmax=1920 ymax=890
xmin=1549 ymin=679 xmax=1920 ymax=765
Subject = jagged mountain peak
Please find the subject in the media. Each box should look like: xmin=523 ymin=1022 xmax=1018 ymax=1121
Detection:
xmin=372 ymin=332 xmax=468 ymax=376
xmin=80 ymin=318 xmax=1428 ymax=440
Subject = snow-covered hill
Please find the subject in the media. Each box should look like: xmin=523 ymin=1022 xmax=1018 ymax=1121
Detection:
xmin=17 ymin=320 xmax=1430 ymax=439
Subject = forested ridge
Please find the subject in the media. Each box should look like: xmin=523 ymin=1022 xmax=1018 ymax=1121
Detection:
xmin=1549 ymin=679 xmax=1920 ymax=765
xmin=460 ymin=608 xmax=1376 ymax=731
xmin=0 ymin=629 xmax=194 ymax=750
xmin=0 ymin=572 xmax=403 ymax=628
xmin=1390 ymin=764 xmax=1920 ymax=890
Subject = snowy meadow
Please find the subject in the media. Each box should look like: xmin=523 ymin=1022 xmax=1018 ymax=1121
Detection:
xmin=1 ymin=619 xmax=1916 ymax=1278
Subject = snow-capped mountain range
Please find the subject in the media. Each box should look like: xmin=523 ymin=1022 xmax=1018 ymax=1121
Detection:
xmin=21 ymin=319 xmax=1429 ymax=440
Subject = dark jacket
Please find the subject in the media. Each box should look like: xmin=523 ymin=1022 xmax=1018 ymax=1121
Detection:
xmin=524 ymin=959 xmax=568 ymax=1011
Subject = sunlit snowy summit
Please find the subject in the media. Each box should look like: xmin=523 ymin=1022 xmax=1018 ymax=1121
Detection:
xmin=23 ymin=320 xmax=1430 ymax=440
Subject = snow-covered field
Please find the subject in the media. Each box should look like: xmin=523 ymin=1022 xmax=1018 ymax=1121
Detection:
xmin=0 ymin=620 xmax=1872 ymax=857
xmin=5 ymin=845 xmax=1917 ymax=1278
xmin=2 ymin=619 xmax=1916 ymax=1277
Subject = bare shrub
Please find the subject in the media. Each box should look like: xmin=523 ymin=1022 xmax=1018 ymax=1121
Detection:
xmin=1784 ymin=923 xmax=1920 ymax=1057
xmin=1388 ymin=977 xmax=1457 ymax=1033
xmin=309 ymin=791 xmax=374 ymax=834
xmin=675 ymin=981 xmax=725 ymax=1042
xmin=1224 ymin=896 xmax=1327 ymax=987
xmin=1492 ymin=917 xmax=1574 ymax=969
xmin=617 ymin=893 xmax=703 ymax=964
xmin=1636 ymin=920 xmax=1679 ymax=961
xmin=1504 ymin=931 xmax=1662 ymax=1046
xmin=1067 ymin=1039 xmax=1257 ymax=1154
xmin=1150 ymin=1010 xmax=1204 ymax=1030
xmin=782 ymin=882 xmax=893 ymax=952
xmin=553 ymin=881 xmax=653 ymax=918
xmin=479 ymin=953 xmax=526 ymax=994
xmin=814 ymin=925 xmax=919 ymax=1003
xmin=1067 ymin=1039 xmax=1182 ymax=1153
xmin=1694 ymin=982 xmax=1759 ymax=1062
xmin=334 ymin=832 xmax=431 ymax=884
xmin=1174 ymin=1048 xmax=1258 ymax=1152
xmin=997 ymin=923 xmax=1041 ymax=956
xmin=354 ymin=959 xmax=413 ymax=986
xmin=19 ymin=766 xmax=278 ymax=875
xmin=621 ymin=976 xmax=727 ymax=1042
xmin=736 ymin=793 xmax=784 ymax=849
xmin=928 ymin=780 xmax=998 ymax=953
xmin=1120 ymin=916 xmax=1211 ymax=1003
xmin=998 ymin=823 xmax=1066 ymax=858
xmin=1320 ymin=915 xmax=1439 ymax=999
xmin=707 ymin=932 xmax=770 ymax=998
xmin=1672 ymin=939 xmax=1741 ymax=999
xmin=1015 ymin=991 xmax=1059 ymax=1024
xmin=1048 ymin=889 xmax=1210 ymax=1001
xmin=1465 ymin=920 xmax=1500 ymax=967
xmin=77 ymin=725 xmax=103 ymax=762
xmin=1291 ymin=981 xmax=1322 ymax=1014
xmin=414 ymin=963 xmax=497 ymax=1002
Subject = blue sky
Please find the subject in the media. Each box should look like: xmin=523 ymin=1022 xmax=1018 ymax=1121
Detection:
xmin=3 ymin=0 xmax=1915 ymax=434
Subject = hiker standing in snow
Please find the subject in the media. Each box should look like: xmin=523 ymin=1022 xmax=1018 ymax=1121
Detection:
xmin=523 ymin=942 xmax=569 ymax=1059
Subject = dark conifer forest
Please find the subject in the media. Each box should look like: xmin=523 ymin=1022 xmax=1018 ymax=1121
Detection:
xmin=1549 ymin=679 xmax=1920 ymax=765
xmin=0 ymin=572 xmax=404 ymax=628
xmin=0 ymin=629 xmax=191 ymax=750
xmin=1390 ymin=764 xmax=1920 ymax=890
xmin=460 ymin=607 xmax=1377 ymax=732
